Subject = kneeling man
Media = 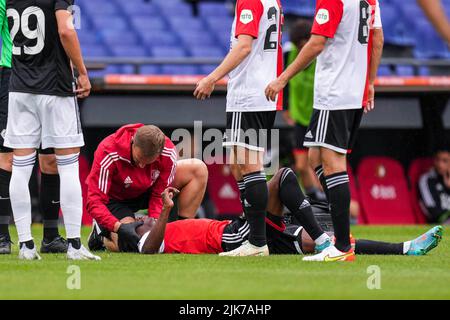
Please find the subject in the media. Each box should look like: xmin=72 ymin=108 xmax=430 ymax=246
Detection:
xmin=86 ymin=123 xmax=208 ymax=252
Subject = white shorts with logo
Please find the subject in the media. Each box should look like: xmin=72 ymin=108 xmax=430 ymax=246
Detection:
xmin=4 ymin=92 xmax=84 ymax=149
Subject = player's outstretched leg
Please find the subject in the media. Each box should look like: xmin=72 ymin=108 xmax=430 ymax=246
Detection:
xmin=405 ymin=226 xmax=443 ymax=255
xmin=56 ymin=152 xmax=100 ymax=260
xmin=276 ymin=168 xmax=331 ymax=252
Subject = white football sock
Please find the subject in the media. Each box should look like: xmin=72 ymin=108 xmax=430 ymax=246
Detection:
xmin=56 ymin=153 xmax=82 ymax=239
xmin=315 ymin=233 xmax=330 ymax=246
xmin=403 ymin=241 xmax=412 ymax=254
xmin=10 ymin=152 xmax=36 ymax=243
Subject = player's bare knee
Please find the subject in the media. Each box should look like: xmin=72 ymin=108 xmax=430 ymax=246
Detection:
xmin=192 ymin=158 xmax=208 ymax=182
xmin=39 ymin=154 xmax=58 ymax=174
xmin=0 ymin=152 xmax=13 ymax=172
xmin=321 ymin=152 xmax=346 ymax=175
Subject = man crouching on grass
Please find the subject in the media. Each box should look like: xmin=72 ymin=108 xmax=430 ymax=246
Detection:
xmin=86 ymin=123 xmax=208 ymax=252
xmin=98 ymin=168 xmax=443 ymax=257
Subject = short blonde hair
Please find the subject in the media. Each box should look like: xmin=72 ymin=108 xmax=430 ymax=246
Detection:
xmin=134 ymin=125 xmax=166 ymax=158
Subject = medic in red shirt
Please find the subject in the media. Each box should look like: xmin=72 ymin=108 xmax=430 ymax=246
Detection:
xmin=86 ymin=124 xmax=207 ymax=252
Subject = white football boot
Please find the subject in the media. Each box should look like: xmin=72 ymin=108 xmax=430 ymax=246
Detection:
xmin=303 ymin=245 xmax=355 ymax=262
xmin=219 ymin=241 xmax=269 ymax=257
xmin=67 ymin=243 xmax=101 ymax=261
xmin=19 ymin=243 xmax=41 ymax=260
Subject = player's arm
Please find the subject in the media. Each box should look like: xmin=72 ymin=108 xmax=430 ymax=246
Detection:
xmin=147 ymin=142 xmax=177 ymax=218
xmin=140 ymin=188 xmax=179 ymax=254
xmin=366 ymin=1 xmax=384 ymax=113
xmin=55 ymin=0 xmax=91 ymax=98
xmin=265 ymin=35 xmax=326 ymax=101
xmin=265 ymin=0 xmax=343 ymax=101
xmin=194 ymin=35 xmax=254 ymax=100
xmin=417 ymin=0 xmax=450 ymax=46
xmin=85 ymin=151 xmax=120 ymax=232
xmin=194 ymin=0 xmax=263 ymax=100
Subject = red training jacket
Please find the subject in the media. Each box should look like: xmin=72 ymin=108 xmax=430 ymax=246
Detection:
xmin=86 ymin=124 xmax=177 ymax=231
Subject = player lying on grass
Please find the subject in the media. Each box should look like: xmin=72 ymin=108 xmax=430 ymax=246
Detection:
xmin=96 ymin=168 xmax=443 ymax=257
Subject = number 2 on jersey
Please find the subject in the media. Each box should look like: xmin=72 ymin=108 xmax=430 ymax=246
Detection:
xmin=7 ymin=6 xmax=45 ymax=56
xmin=264 ymin=6 xmax=278 ymax=51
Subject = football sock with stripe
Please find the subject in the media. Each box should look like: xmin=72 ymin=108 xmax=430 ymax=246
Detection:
xmin=0 ymin=168 xmax=12 ymax=237
xmin=325 ymin=172 xmax=352 ymax=252
xmin=355 ymin=239 xmax=404 ymax=255
xmin=278 ymin=168 xmax=327 ymax=242
xmin=56 ymin=153 xmax=82 ymax=242
xmin=40 ymin=173 xmax=61 ymax=242
xmin=243 ymin=171 xmax=268 ymax=247
xmin=315 ymin=165 xmax=329 ymax=201
xmin=10 ymin=152 xmax=36 ymax=243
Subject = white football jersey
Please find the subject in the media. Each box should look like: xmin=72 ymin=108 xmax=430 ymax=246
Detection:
xmin=312 ymin=0 xmax=382 ymax=111
xmin=226 ymin=0 xmax=283 ymax=112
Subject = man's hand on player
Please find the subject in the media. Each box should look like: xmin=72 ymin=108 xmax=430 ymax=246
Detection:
xmin=194 ymin=77 xmax=215 ymax=100
xmin=365 ymin=84 xmax=375 ymax=113
xmin=162 ymin=187 xmax=180 ymax=209
xmin=75 ymin=74 xmax=91 ymax=99
xmin=265 ymin=78 xmax=287 ymax=102
xmin=117 ymin=221 xmax=144 ymax=252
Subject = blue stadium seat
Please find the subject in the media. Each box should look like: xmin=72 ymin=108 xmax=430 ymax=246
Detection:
xmin=110 ymin=45 xmax=148 ymax=57
xmin=89 ymin=65 xmax=122 ymax=78
xmin=157 ymin=1 xmax=193 ymax=17
xmin=91 ymin=16 xmax=129 ymax=31
xmin=140 ymin=65 xmax=161 ymax=75
xmin=79 ymin=1 xmax=119 ymax=15
xmin=151 ymin=46 xmax=186 ymax=58
xmin=114 ymin=0 xmax=158 ymax=16
xmin=178 ymin=31 xmax=217 ymax=47
xmin=396 ymin=65 xmax=415 ymax=76
xmin=161 ymin=65 xmax=198 ymax=75
xmin=101 ymin=30 xmax=138 ymax=46
xmin=78 ymin=32 xmax=99 ymax=46
xmin=198 ymin=3 xmax=232 ymax=17
xmin=83 ymin=45 xmax=110 ymax=57
xmin=130 ymin=17 xmax=167 ymax=32
xmin=414 ymin=20 xmax=450 ymax=58
xmin=189 ymin=47 xmax=224 ymax=58
xmin=377 ymin=65 xmax=392 ymax=76
xmin=204 ymin=16 xmax=233 ymax=34
xmin=199 ymin=64 xmax=219 ymax=75
xmin=283 ymin=0 xmax=315 ymax=17
xmin=168 ymin=17 xmax=205 ymax=32
xmin=141 ymin=32 xmax=178 ymax=48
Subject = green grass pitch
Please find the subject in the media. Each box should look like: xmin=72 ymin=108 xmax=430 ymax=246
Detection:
xmin=0 ymin=225 xmax=449 ymax=300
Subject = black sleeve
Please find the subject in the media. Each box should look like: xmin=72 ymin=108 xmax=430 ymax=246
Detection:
xmin=418 ymin=177 xmax=446 ymax=222
xmin=55 ymin=0 xmax=74 ymax=11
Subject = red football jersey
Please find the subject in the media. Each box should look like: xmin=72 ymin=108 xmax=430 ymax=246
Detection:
xmin=86 ymin=124 xmax=177 ymax=231
xmin=163 ymin=219 xmax=230 ymax=254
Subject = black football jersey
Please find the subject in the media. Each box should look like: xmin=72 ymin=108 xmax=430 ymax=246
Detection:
xmin=7 ymin=0 xmax=75 ymax=96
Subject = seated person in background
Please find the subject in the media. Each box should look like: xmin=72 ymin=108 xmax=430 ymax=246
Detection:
xmin=98 ymin=169 xmax=443 ymax=257
xmin=419 ymin=146 xmax=450 ymax=224
xmin=86 ymin=124 xmax=208 ymax=252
